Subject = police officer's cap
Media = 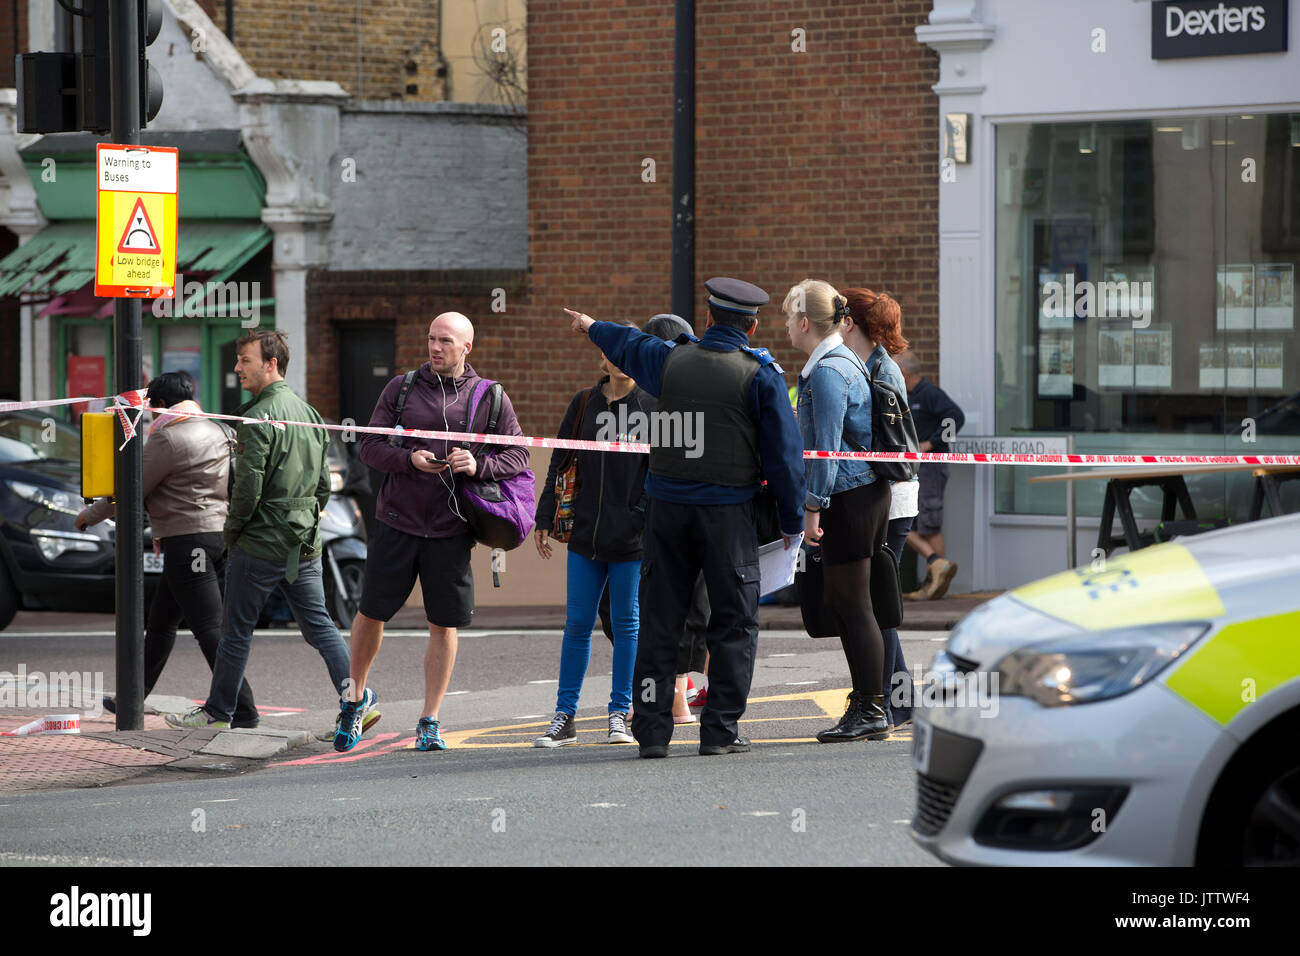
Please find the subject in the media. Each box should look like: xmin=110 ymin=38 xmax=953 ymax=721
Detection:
xmin=705 ymin=277 xmax=770 ymax=317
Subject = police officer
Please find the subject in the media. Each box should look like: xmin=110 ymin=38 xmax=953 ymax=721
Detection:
xmin=565 ymin=278 xmax=806 ymax=757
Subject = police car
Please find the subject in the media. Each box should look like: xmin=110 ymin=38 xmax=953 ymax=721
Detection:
xmin=910 ymin=513 xmax=1300 ymax=866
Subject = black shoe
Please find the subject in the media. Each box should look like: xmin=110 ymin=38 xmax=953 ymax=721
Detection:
xmin=817 ymin=694 xmax=890 ymax=742
xmin=534 ymin=711 xmax=577 ymax=748
xmin=699 ymin=737 xmax=751 ymax=756
xmin=639 ymin=743 xmax=669 ymax=758
xmin=101 ymin=696 xmax=116 ymax=715
xmin=230 ymin=716 xmax=261 ymax=729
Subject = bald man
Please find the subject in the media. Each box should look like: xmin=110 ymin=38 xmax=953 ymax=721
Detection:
xmin=335 ymin=313 xmax=531 ymax=752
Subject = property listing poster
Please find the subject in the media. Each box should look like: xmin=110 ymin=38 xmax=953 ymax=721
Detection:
xmin=1216 ymin=264 xmax=1255 ymax=330
xmin=1227 ymin=343 xmax=1254 ymax=389
xmin=1097 ymin=324 xmax=1134 ymax=388
xmin=1134 ymin=324 xmax=1173 ymax=389
xmin=1255 ymin=343 xmax=1284 ymax=390
xmin=1255 ymin=264 xmax=1295 ymax=331
xmin=1198 ymin=341 xmax=1225 ymax=389
xmin=1037 ymin=329 xmax=1074 ymax=398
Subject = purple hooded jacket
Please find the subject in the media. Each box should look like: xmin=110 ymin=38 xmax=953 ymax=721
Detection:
xmin=360 ymin=362 xmax=532 ymax=539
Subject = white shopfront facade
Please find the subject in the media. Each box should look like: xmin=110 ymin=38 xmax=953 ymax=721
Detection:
xmin=918 ymin=0 xmax=1300 ymax=591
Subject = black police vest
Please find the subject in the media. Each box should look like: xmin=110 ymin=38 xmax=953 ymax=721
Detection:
xmin=649 ymin=343 xmax=761 ymax=486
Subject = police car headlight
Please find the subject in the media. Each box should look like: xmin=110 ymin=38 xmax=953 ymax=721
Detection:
xmin=995 ymin=623 xmax=1209 ymax=707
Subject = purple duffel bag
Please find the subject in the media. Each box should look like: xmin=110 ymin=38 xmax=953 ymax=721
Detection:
xmin=458 ymin=379 xmax=536 ymax=551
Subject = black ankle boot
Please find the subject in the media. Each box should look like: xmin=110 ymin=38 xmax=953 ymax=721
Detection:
xmin=816 ymin=693 xmax=891 ymax=742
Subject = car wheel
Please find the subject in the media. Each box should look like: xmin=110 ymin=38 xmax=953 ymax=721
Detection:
xmin=1197 ymin=715 xmax=1300 ymax=866
xmin=0 ymin=561 xmax=17 ymax=630
xmin=324 ymin=558 xmax=365 ymax=627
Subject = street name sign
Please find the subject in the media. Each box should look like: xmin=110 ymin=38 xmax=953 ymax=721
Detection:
xmin=94 ymin=143 xmax=178 ymax=298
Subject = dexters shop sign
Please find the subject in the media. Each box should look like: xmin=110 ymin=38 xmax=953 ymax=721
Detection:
xmin=1151 ymin=0 xmax=1289 ymax=59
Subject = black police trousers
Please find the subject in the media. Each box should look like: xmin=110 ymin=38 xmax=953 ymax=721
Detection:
xmin=633 ymin=497 xmax=761 ymax=748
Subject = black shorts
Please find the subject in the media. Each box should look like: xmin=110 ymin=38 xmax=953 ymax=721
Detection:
xmin=916 ymin=462 xmax=949 ymax=536
xmin=359 ymin=521 xmax=475 ymax=627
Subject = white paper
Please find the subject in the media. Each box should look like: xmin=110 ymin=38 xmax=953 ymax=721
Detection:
xmin=758 ymin=534 xmax=804 ymax=596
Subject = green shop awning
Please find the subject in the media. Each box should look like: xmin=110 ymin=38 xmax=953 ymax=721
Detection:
xmin=0 ymin=220 xmax=272 ymax=303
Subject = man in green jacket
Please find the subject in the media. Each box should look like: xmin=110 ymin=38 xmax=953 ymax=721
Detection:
xmin=167 ymin=331 xmax=368 ymax=730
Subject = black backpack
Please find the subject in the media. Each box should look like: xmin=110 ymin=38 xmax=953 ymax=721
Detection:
xmin=820 ymin=351 xmax=919 ymax=483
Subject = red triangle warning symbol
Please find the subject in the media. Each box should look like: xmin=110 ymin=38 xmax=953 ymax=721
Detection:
xmin=117 ymin=197 xmax=161 ymax=254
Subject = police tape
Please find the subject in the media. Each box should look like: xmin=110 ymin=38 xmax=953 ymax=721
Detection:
xmin=11 ymin=392 xmax=1298 ymax=467
xmin=136 ymin=406 xmax=1300 ymax=467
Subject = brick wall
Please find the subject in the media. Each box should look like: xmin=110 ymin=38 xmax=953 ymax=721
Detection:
xmin=213 ymin=1 xmax=442 ymax=100
xmin=305 ymin=269 xmax=528 ymax=421
xmin=307 ymin=1 xmax=939 ymax=441
xmin=0 ymin=0 xmax=26 ymax=88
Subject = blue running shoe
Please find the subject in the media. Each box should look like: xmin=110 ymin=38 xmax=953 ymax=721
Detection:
xmin=333 ymin=687 xmax=378 ymax=752
xmin=416 ymin=716 xmax=447 ymax=752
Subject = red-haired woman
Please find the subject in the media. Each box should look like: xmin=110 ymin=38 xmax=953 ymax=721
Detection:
xmin=840 ymin=287 xmax=917 ymax=731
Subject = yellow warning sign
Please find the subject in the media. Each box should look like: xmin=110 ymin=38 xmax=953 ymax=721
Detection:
xmin=1011 ymin=542 xmax=1226 ymax=630
xmin=94 ymin=144 xmax=178 ymax=299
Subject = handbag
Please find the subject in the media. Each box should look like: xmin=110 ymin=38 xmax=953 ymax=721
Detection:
xmin=870 ymin=542 xmax=903 ymax=631
xmin=456 ymin=379 xmax=537 ymax=551
xmin=551 ymin=387 xmax=594 ymax=543
xmin=796 ymin=541 xmax=904 ymax=638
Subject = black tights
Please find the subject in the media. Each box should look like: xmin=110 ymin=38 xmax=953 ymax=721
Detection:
xmin=824 ymin=557 xmax=884 ymax=697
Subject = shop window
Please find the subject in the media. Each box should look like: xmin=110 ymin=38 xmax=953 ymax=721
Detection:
xmin=995 ymin=113 xmax=1300 ymax=519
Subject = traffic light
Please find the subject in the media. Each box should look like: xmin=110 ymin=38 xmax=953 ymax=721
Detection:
xmin=15 ymin=0 xmax=163 ymax=134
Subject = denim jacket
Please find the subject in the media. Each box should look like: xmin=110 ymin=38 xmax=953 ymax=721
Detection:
xmin=797 ymin=340 xmax=875 ymax=510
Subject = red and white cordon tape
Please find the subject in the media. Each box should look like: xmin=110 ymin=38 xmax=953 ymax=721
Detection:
xmin=0 ymin=714 xmax=81 ymax=736
xmin=11 ymin=392 xmax=1300 ymax=467
xmin=150 ymin=408 xmax=1300 ymax=467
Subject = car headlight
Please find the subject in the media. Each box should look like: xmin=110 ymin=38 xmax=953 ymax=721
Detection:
xmin=8 ymin=480 xmax=84 ymax=516
xmin=30 ymin=529 xmax=104 ymax=561
xmin=995 ymin=623 xmax=1209 ymax=707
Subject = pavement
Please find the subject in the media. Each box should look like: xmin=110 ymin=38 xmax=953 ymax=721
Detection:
xmin=387 ymin=592 xmax=995 ymax=632
xmin=0 ymin=592 xmax=989 ymax=796
xmin=0 ymin=694 xmax=314 ymax=794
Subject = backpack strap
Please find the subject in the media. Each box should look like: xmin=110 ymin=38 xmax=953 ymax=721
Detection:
xmin=386 ymin=370 xmax=420 ymax=448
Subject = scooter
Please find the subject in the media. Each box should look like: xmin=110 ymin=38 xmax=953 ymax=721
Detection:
xmin=258 ymin=441 xmax=369 ymax=628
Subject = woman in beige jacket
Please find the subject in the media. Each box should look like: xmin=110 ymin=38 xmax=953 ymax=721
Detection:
xmin=77 ymin=371 xmax=258 ymax=726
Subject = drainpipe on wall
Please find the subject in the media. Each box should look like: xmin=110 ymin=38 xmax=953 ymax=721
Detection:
xmin=671 ymin=0 xmax=695 ymax=327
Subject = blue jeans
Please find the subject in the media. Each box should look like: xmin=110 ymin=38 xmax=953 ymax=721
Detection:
xmin=884 ymin=516 xmax=915 ymax=725
xmin=558 ymin=551 xmax=639 ymax=715
xmin=206 ymin=545 xmax=351 ymax=722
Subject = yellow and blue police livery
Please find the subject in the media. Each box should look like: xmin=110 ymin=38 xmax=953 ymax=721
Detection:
xmin=911 ymin=512 xmax=1300 ymax=866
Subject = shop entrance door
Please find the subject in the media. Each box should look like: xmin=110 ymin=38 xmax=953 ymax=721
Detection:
xmin=337 ymin=323 xmax=396 ymax=534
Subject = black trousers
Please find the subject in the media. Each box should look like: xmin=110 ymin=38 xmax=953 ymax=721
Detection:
xmin=633 ymin=498 xmax=760 ymax=748
xmin=147 ymin=532 xmax=257 ymax=723
xmin=600 ymin=570 xmax=709 ymax=675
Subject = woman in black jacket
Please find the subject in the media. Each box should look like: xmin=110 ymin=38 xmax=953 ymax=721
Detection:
xmin=533 ymin=327 xmax=657 ymax=747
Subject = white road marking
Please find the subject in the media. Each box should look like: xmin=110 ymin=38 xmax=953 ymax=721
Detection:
xmin=89 ymin=802 xmax=119 ymax=807
xmin=515 ymin=715 xmax=547 ymax=720
xmin=785 ymin=680 xmax=819 ymax=686
xmin=203 ymin=799 xmax=239 ymax=804
xmin=333 ymin=797 xmax=360 ymax=802
xmin=743 ymin=811 xmax=780 ymax=817
xmin=445 ymin=691 xmax=469 ymax=696
xmin=527 ymin=679 xmax=559 ymax=685
xmin=892 ymin=819 xmax=911 ymax=825
xmin=461 ymin=796 xmax=494 ymax=801
xmin=586 ymin=803 xmax=626 ymax=808
xmin=767 ymin=653 xmax=796 ymax=658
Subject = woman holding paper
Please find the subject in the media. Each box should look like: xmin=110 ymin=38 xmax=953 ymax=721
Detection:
xmin=784 ymin=279 xmax=891 ymax=743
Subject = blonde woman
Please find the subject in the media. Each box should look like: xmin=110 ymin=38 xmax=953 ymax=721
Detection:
xmin=784 ymin=279 xmax=890 ymax=742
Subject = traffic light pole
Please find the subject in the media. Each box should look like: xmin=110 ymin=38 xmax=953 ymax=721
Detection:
xmin=109 ymin=0 xmax=145 ymax=732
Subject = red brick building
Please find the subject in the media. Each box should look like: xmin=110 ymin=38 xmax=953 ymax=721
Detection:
xmin=305 ymin=1 xmax=939 ymax=438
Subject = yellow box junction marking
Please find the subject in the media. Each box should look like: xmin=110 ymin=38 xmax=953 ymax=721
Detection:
xmin=1012 ymin=542 xmax=1225 ymax=630
xmin=1165 ymin=610 xmax=1300 ymax=725
xmin=428 ymin=688 xmax=911 ymax=750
